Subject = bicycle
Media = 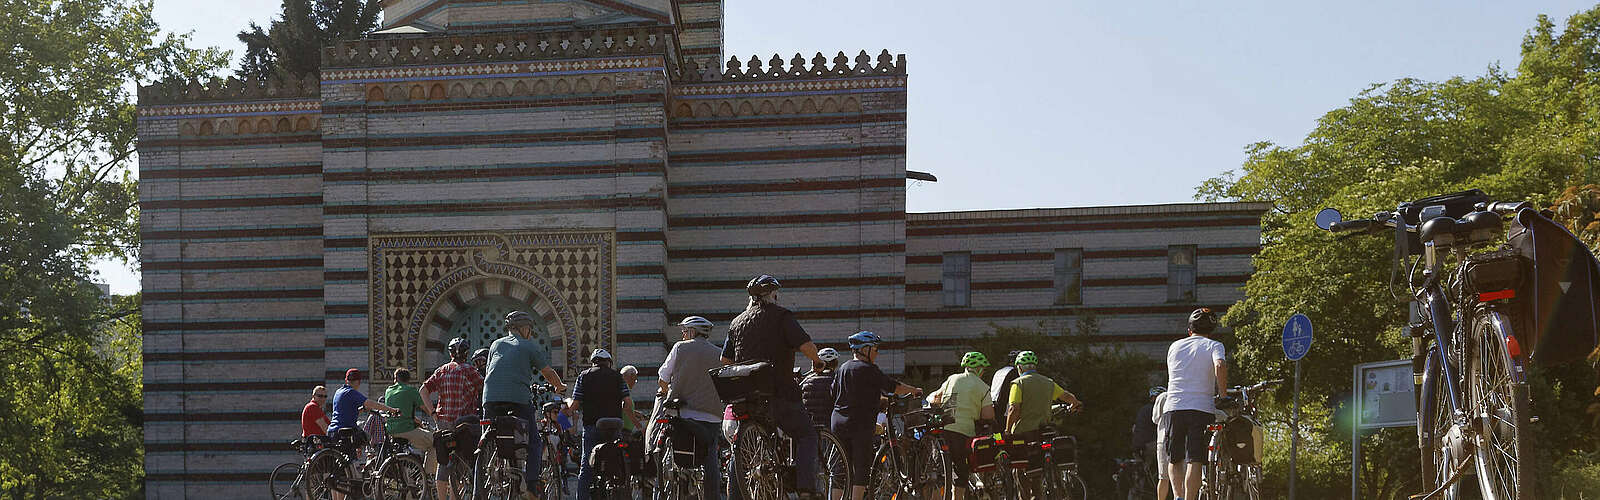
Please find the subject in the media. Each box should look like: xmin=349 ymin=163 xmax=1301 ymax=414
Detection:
xmin=1199 ymin=379 xmax=1281 ymax=500
xmin=1317 ymin=191 xmax=1551 ymax=499
xmin=536 ymin=413 xmax=568 ymax=500
xmin=302 ymin=411 xmax=428 ymax=500
xmin=865 ymin=393 xmax=955 ymax=500
xmin=713 ymin=361 xmax=850 ymax=500
xmin=1112 ymin=452 xmax=1157 ymax=500
xmin=1001 ymin=402 xmax=1087 ymax=500
xmin=270 ymin=435 xmax=328 ymax=500
xmin=651 ymin=398 xmax=707 ymax=500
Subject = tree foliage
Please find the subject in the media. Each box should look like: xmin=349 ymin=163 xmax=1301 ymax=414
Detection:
xmin=1 ymin=0 xmax=223 ymax=496
xmin=1197 ymin=7 xmax=1600 ymax=498
xmin=235 ymin=0 xmax=381 ymax=80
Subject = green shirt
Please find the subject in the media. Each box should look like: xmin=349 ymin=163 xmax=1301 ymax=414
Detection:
xmin=384 ymin=382 xmax=423 ymax=434
xmin=935 ymin=371 xmax=992 ymax=436
xmin=482 ymin=334 xmax=552 ymax=404
xmin=1006 ymin=372 xmax=1065 ymax=434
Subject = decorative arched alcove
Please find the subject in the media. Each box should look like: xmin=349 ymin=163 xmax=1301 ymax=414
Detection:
xmin=367 ymin=231 xmax=614 ymax=378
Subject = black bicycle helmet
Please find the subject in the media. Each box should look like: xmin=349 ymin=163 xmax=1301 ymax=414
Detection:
xmin=448 ymin=337 xmax=471 ymax=359
xmin=746 ymin=274 xmax=782 ymax=297
xmin=472 ymin=348 xmax=490 ymax=364
xmin=1188 ymin=307 xmax=1219 ymax=334
xmin=504 ymin=310 xmax=537 ymax=328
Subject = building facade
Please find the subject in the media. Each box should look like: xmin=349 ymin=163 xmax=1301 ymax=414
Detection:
xmin=135 ymin=1 xmax=1264 ymax=495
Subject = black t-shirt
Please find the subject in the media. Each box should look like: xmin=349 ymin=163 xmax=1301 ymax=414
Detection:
xmin=573 ymin=365 xmax=629 ymax=426
xmin=722 ymin=302 xmax=812 ymax=400
xmin=1132 ymin=402 xmax=1157 ymax=448
xmin=831 ymin=359 xmax=896 ymax=432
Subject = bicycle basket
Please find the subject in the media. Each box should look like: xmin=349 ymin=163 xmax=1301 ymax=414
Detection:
xmin=902 ymin=407 xmax=953 ymax=430
xmin=708 ymin=361 xmax=776 ymax=403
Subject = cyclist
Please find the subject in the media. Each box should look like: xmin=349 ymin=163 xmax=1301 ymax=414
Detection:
xmin=989 ymin=350 xmax=1023 ymax=419
xmin=721 ymin=274 xmax=829 ymax=499
xmin=928 ymin=351 xmax=994 ymax=500
xmin=385 ymin=368 xmax=438 ymax=487
xmin=1004 ymin=350 xmax=1083 ymax=435
xmin=302 ymin=385 xmax=329 ymax=437
xmin=1164 ymin=308 xmax=1227 ymax=500
xmin=800 ymin=347 xmax=841 ymax=429
xmin=423 ymin=336 xmax=484 ymax=500
xmin=573 ymin=348 xmax=633 ymax=500
xmin=832 ymin=331 xmax=921 ymax=500
xmin=482 ymin=310 xmax=568 ymax=499
xmin=1151 ymin=386 xmax=1174 ymax=500
xmin=656 ymin=315 xmax=727 ymax=500
xmin=326 ymin=368 xmax=398 ymax=500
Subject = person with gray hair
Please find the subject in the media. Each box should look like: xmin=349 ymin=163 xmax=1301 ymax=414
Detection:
xmin=656 ymin=315 xmax=726 ymax=499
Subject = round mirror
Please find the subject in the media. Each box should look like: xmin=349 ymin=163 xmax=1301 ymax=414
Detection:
xmin=1314 ymin=207 xmax=1342 ymax=230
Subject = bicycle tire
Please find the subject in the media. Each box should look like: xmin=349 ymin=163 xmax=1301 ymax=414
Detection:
xmin=1469 ymin=312 xmax=1537 ymax=500
xmin=1056 ymin=467 xmax=1087 ymax=500
xmin=301 ymin=449 xmax=347 ymax=500
xmin=376 ymin=454 xmax=426 ymax=500
xmin=918 ymin=433 xmax=956 ymax=500
xmin=474 ymin=436 xmax=522 ymax=500
xmin=1418 ymin=347 xmax=1464 ymax=500
xmin=447 ymin=455 xmax=473 ymax=500
xmin=864 ymin=443 xmax=903 ymax=500
xmin=655 ymin=432 xmax=684 ymax=500
xmin=542 ymin=442 xmax=566 ymax=500
xmin=270 ymin=462 xmax=304 ymax=500
xmin=817 ymin=429 xmax=851 ymax=500
xmin=732 ymin=420 xmax=785 ymax=500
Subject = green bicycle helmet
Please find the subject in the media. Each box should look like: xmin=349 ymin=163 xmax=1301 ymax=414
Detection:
xmin=1014 ymin=350 xmax=1039 ymax=366
xmin=960 ymin=351 xmax=991 ymax=368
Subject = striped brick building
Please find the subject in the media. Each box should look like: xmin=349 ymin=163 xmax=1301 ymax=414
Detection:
xmin=135 ymin=1 xmax=1264 ymax=495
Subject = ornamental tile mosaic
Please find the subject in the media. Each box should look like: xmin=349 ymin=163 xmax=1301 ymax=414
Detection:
xmin=369 ymin=231 xmax=613 ymax=378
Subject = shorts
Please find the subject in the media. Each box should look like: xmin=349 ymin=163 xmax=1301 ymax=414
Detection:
xmin=942 ymin=431 xmax=972 ymax=478
xmin=833 ymin=425 xmax=874 ymax=487
xmin=1166 ymin=410 xmax=1213 ymax=464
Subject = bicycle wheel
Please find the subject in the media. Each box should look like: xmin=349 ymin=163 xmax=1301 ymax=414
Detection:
xmin=865 ymin=443 xmax=904 ymax=500
xmin=475 ymin=438 xmax=521 ymax=500
xmin=1418 ymin=347 xmax=1463 ymax=500
xmin=301 ymin=449 xmax=346 ymax=500
xmin=1056 ymin=467 xmax=1087 ymax=500
xmin=376 ymin=454 xmax=427 ymax=500
xmin=655 ymin=432 xmax=684 ymax=500
xmin=270 ymin=462 xmax=304 ymax=500
xmin=447 ymin=455 xmax=473 ymax=500
xmin=1469 ymin=312 xmax=1537 ymax=500
xmin=733 ymin=421 xmax=785 ymax=500
xmin=918 ymin=434 xmax=955 ymax=500
xmin=817 ymin=429 xmax=851 ymax=500
xmin=543 ymin=442 xmax=566 ymax=500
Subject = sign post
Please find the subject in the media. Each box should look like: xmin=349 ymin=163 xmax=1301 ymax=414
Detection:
xmin=1352 ymin=359 xmax=1417 ymax=499
xmin=1282 ymin=313 xmax=1313 ymax=500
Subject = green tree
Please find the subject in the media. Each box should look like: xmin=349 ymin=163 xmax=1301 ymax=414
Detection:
xmin=1195 ymin=7 xmax=1600 ymax=498
xmin=1 ymin=0 xmax=224 ymax=496
xmin=236 ymin=0 xmax=381 ymax=80
xmin=965 ymin=314 xmax=1163 ymax=497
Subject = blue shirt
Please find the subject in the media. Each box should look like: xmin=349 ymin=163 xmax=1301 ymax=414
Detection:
xmin=831 ymin=359 xmax=896 ymax=433
xmin=327 ymin=384 xmax=367 ymax=434
xmin=557 ymin=412 xmax=573 ymax=431
xmin=482 ymin=334 xmax=552 ymax=405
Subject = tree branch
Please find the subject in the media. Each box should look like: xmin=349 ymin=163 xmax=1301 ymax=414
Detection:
xmin=0 ymin=308 xmax=141 ymax=357
xmin=60 ymin=147 xmax=135 ymax=207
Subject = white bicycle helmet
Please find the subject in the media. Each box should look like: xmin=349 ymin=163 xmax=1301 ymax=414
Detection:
xmin=817 ymin=348 xmax=840 ymax=363
xmin=678 ymin=316 xmax=714 ymax=334
xmin=589 ymin=348 xmax=612 ymax=362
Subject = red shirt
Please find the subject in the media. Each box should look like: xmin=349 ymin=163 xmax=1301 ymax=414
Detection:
xmin=301 ymin=401 xmax=327 ymax=437
xmin=423 ymin=361 xmax=484 ymax=422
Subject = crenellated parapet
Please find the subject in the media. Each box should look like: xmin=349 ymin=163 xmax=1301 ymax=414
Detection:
xmin=138 ymin=75 xmax=320 ymax=106
xmin=679 ymin=49 xmax=905 ymax=82
xmin=322 ymin=26 xmax=679 ymax=69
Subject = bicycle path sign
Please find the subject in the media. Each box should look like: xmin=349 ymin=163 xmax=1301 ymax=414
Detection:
xmin=1282 ymin=313 xmax=1313 ymax=361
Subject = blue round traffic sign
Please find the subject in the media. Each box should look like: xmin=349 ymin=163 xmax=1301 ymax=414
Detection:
xmin=1282 ymin=313 xmax=1313 ymax=361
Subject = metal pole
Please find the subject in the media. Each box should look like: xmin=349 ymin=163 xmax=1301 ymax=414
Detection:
xmin=1352 ymin=364 xmax=1361 ymax=500
xmin=1290 ymin=359 xmax=1300 ymax=500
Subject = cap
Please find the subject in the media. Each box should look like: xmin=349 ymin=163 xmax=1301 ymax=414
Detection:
xmin=344 ymin=368 xmax=362 ymax=382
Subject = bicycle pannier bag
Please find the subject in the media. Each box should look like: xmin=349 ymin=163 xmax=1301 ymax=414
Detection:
xmin=1049 ymin=435 xmax=1078 ymax=465
xmin=590 ymin=441 xmax=629 ymax=479
xmin=669 ymin=424 xmax=706 ymax=467
xmin=708 ymin=361 xmax=776 ymax=403
xmin=433 ymin=427 xmax=457 ymax=457
xmin=1223 ymin=417 xmax=1263 ymax=465
xmin=493 ymin=416 xmax=528 ymax=462
xmin=1507 ymin=208 xmax=1600 ymax=366
xmin=1464 ymin=248 xmax=1528 ymax=298
xmin=969 ymin=435 xmax=1002 ymax=472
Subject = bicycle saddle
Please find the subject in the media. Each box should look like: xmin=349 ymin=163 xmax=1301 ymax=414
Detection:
xmin=595 ymin=417 xmax=624 ymax=432
xmin=663 ymin=398 xmax=687 ymax=410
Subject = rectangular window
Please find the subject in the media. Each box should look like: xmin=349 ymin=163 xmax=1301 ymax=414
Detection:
xmin=1053 ymin=248 xmax=1083 ymax=305
xmin=942 ymin=252 xmax=971 ymax=307
xmin=1169 ymin=245 xmax=1197 ymax=303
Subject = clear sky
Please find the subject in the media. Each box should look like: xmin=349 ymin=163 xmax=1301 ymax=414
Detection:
xmin=96 ymin=0 xmax=1597 ymax=293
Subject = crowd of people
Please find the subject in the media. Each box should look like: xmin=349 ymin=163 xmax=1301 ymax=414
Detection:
xmin=293 ymin=275 xmax=1231 ymax=500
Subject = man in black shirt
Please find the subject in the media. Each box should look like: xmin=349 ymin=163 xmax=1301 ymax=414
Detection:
xmin=571 ymin=348 xmax=631 ymax=500
xmin=831 ymin=331 xmax=920 ymax=500
xmin=721 ymin=275 xmax=827 ymax=498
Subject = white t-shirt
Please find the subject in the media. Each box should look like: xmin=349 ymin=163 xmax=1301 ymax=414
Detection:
xmin=1165 ymin=335 xmax=1227 ymax=414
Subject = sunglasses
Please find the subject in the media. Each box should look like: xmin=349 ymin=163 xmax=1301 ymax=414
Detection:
xmin=314 ymin=394 xmax=327 ymax=398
